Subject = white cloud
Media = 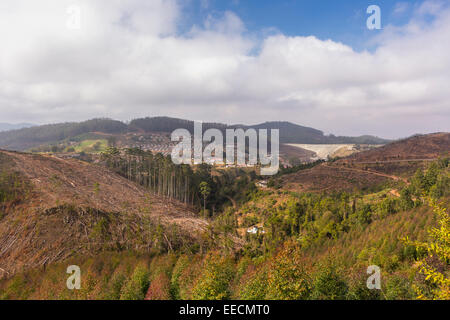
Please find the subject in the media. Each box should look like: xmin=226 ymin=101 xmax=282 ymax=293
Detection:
xmin=393 ymin=2 xmax=410 ymax=15
xmin=0 ymin=0 xmax=449 ymax=138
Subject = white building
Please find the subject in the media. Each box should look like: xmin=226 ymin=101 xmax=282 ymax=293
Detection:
xmin=256 ymin=180 xmax=268 ymax=188
xmin=247 ymin=226 xmax=265 ymax=234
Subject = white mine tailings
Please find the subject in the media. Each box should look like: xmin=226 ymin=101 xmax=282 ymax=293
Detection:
xmin=286 ymin=144 xmax=355 ymax=160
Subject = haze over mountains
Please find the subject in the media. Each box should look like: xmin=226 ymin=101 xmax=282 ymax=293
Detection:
xmin=0 ymin=116 xmax=390 ymax=151
xmin=0 ymin=123 xmax=35 ymax=132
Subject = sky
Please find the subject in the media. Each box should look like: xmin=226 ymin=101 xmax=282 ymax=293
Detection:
xmin=0 ymin=0 xmax=449 ymax=138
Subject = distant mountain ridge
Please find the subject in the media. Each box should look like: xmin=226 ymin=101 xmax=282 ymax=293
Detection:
xmin=0 ymin=116 xmax=391 ymax=151
xmin=233 ymin=121 xmax=389 ymax=144
xmin=0 ymin=122 xmax=35 ymax=132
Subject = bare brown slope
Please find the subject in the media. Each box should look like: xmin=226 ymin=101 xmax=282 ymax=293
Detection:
xmin=343 ymin=132 xmax=450 ymax=162
xmin=282 ymin=164 xmax=390 ymax=193
xmin=330 ymin=132 xmax=450 ymax=177
xmin=0 ymin=150 xmax=207 ymax=276
xmin=282 ymin=133 xmax=449 ymax=193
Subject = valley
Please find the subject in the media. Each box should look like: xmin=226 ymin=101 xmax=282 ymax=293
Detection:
xmin=2 ymin=0 xmax=450 ymax=304
xmin=0 ymin=122 xmax=448 ymax=300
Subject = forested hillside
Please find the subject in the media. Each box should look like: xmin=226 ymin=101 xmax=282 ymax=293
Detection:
xmin=0 ymin=119 xmax=127 ymax=151
xmin=0 ymin=123 xmax=34 ymax=132
xmin=0 ymin=116 xmax=390 ymax=151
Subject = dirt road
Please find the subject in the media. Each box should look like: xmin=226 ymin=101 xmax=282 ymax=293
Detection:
xmin=325 ymin=163 xmax=410 ymax=184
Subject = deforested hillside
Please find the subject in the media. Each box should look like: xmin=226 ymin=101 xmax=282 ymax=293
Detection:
xmin=0 ymin=150 xmax=207 ymax=276
xmin=281 ymin=132 xmax=449 ymax=193
xmin=331 ymin=132 xmax=450 ymax=178
xmin=282 ymin=163 xmax=392 ymax=193
xmin=343 ymin=132 xmax=450 ymax=162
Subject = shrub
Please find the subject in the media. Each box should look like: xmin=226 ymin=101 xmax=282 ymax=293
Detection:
xmin=104 ymin=273 xmax=126 ymax=300
xmin=266 ymin=243 xmax=311 ymax=300
xmin=346 ymin=272 xmax=382 ymax=300
xmin=192 ymin=254 xmax=235 ymax=300
xmin=170 ymin=255 xmax=190 ymax=299
xmin=172 ymin=255 xmax=203 ymax=299
xmin=239 ymin=267 xmax=268 ymax=300
xmin=384 ymin=275 xmax=414 ymax=300
xmin=145 ymin=273 xmax=171 ymax=300
xmin=120 ymin=264 xmax=150 ymax=300
xmin=310 ymin=264 xmax=348 ymax=300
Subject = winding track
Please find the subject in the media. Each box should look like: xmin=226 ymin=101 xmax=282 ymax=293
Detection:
xmin=324 ymin=163 xmax=413 ymax=184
